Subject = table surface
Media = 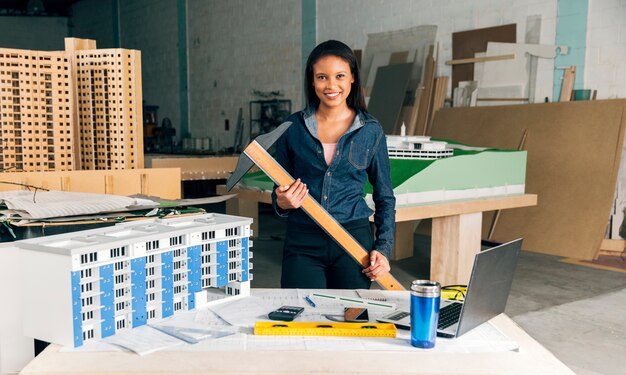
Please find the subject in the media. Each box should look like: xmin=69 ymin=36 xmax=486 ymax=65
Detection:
xmin=20 ymin=289 xmax=573 ymax=375
xmin=217 ymin=185 xmax=537 ymax=221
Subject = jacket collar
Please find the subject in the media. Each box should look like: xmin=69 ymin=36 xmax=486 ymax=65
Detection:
xmin=302 ymin=104 xmax=369 ymax=140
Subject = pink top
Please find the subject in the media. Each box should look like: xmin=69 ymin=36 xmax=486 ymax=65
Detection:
xmin=322 ymin=143 xmax=338 ymax=166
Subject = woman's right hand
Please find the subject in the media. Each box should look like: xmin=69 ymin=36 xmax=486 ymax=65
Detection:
xmin=275 ymin=178 xmax=308 ymax=210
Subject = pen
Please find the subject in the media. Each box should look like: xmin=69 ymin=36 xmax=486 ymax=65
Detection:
xmin=304 ymin=295 xmax=316 ymax=308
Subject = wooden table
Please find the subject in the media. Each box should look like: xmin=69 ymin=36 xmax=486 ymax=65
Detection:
xmin=217 ymin=186 xmax=537 ymax=285
xmin=19 ymin=289 xmax=572 ymax=375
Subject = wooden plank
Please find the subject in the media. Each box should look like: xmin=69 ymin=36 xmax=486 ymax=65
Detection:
xmin=416 ymin=46 xmax=436 ymax=135
xmin=446 ymin=54 xmax=515 ymax=65
xmin=243 ymin=141 xmax=405 ymax=290
xmin=559 ymin=66 xmax=576 ymax=102
xmin=394 ymin=194 xmax=537 ymax=222
xmin=406 ymin=88 xmax=423 ymax=136
xmin=432 ymin=212 xmax=482 ymax=286
xmin=452 ymin=24 xmax=516 ymax=89
xmin=389 ymin=51 xmax=409 ymax=65
xmin=431 ymin=101 xmax=626 ymax=260
xmin=597 ymin=239 xmax=625 ymax=258
xmin=0 ymin=169 xmax=181 ymax=199
xmin=367 ymin=63 xmax=412 ymax=134
xmin=426 ymin=76 xmax=449 ymax=135
xmin=148 ymin=156 xmax=238 ymax=181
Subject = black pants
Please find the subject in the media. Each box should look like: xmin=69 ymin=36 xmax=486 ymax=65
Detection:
xmin=281 ymin=219 xmax=373 ymax=289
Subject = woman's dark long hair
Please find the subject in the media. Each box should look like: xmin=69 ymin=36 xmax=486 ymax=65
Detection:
xmin=304 ymin=40 xmax=367 ymax=112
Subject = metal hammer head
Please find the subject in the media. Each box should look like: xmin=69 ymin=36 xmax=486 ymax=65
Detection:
xmin=226 ymin=121 xmax=293 ymax=191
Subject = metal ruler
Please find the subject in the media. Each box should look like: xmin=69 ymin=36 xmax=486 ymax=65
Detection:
xmin=254 ymin=322 xmax=397 ymax=338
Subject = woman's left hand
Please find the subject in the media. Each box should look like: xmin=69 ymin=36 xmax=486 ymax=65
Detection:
xmin=362 ymin=250 xmax=390 ymax=281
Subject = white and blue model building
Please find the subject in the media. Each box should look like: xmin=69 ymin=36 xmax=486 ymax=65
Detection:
xmin=16 ymin=213 xmax=253 ymax=348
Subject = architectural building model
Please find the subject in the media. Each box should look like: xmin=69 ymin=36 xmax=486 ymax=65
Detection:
xmin=16 ymin=213 xmax=252 ymax=348
xmin=386 ymin=124 xmax=453 ymax=160
xmin=239 ymin=134 xmax=526 ymax=207
xmin=386 ymin=134 xmax=453 ymax=160
xmin=0 ymin=38 xmax=143 ymax=172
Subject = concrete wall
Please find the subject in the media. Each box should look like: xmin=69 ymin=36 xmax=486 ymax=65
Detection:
xmin=586 ymin=0 xmax=626 ymax=99
xmin=70 ymin=0 xmax=116 ymax=49
xmin=187 ymin=0 xmax=302 ymax=147
xmin=317 ymin=0 xmax=558 ymax=102
xmin=118 ymin=0 xmax=180 ymax=138
xmin=4 ymin=0 xmax=626 ymax=147
xmin=0 ymin=16 xmax=67 ymax=50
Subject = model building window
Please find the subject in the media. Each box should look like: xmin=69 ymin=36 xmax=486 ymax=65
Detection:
xmin=80 ymin=268 xmax=92 ymax=278
xmin=169 ymin=235 xmax=184 ymax=246
xmin=110 ymin=246 xmax=126 ymax=258
xmin=81 ymin=296 xmax=93 ymax=307
xmin=82 ymin=311 xmax=93 ymax=321
xmin=146 ymin=240 xmax=159 ymax=251
xmin=116 ymin=319 xmax=125 ymax=330
xmin=83 ymin=329 xmax=94 ymax=340
xmin=80 ymin=251 xmax=98 ymax=265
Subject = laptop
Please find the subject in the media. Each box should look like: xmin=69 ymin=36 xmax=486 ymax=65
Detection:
xmin=377 ymin=238 xmax=522 ymax=338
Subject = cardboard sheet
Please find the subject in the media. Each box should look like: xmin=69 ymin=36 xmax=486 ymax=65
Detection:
xmin=430 ymin=100 xmax=626 ymax=259
xmin=368 ymin=63 xmax=412 ymax=134
xmin=452 ymin=24 xmax=516 ymax=89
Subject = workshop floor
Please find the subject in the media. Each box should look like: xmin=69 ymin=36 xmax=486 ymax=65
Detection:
xmin=245 ymin=204 xmax=626 ymax=375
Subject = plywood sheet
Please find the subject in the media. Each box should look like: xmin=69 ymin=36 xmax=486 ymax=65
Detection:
xmin=430 ymin=100 xmax=626 ymax=260
xmin=362 ymin=25 xmax=437 ymax=91
xmin=452 ymin=24 xmax=516 ymax=89
xmin=368 ymin=63 xmax=412 ymax=135
xmin=0 ymin=169 xmax=181 ymax=199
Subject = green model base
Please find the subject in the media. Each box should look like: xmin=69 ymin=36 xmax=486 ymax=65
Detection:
xmin=240 ymin=140 xmax=527 ymax=200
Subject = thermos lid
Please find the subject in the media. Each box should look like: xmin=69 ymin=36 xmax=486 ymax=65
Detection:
xmin=411 ymin=280 xmax=441 ymax=297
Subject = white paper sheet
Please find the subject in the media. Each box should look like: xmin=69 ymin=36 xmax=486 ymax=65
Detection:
xmin=0 ymin=190 xmax=157 ymax=219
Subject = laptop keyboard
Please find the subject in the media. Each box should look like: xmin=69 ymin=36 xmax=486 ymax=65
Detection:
xmin=438 ymin=302 xmax=463 ymax=329
xmin=388 ymin=311 xmax=410 ymax=320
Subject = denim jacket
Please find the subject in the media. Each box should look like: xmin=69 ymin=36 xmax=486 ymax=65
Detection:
xmin=271 ymin=106 xmax=396 ymax=259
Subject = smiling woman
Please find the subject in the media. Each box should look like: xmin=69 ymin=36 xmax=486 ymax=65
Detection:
xmin=271 ymin=40 xmax=396 ymax=290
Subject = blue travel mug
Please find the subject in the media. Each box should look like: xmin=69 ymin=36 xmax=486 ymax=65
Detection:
xmin=410 ymin=280 xmax=441 ymax=348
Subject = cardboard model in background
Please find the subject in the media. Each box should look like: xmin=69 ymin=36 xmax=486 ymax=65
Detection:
xmin=0 ymin=38 xmax=143 ymax=172
xmin=451 ymin=24 xmax=516 ymax=90
xmin=361 ymin=25 xmax=438 ymax=135
xmin=471 ymin=42 xmax=568 ymax=106
xmin=363 ymin=134 xmax=526 ymax=206
xmin=239 ymin=134 xmax=526 ymax=208
xmin=16 ymin=213 xmax=253 ymax=347
xmin=430 ymin=100 xmax=626 ymax=260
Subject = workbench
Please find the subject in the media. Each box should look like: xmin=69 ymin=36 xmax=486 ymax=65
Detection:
xmin=216 ymin=185 xmax=537 ymax=285
xmin=18 ymin=288 xmax=572 ymax=375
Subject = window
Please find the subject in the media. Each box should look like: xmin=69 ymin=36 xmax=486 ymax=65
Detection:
xmin=80 ymin=251 xmax=98 ymax=264
xmin=80 ymin=269 xmax=92 ymax=278
xmin=116 ymin=319 xmax=125 ymax=330
xmin=82 ymin=311 xmax=93 ymax=321
xmin=110 ymin=247 xmax=126 ymax=258
xmin=202 ymin=231 xmax=215 ymax=240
